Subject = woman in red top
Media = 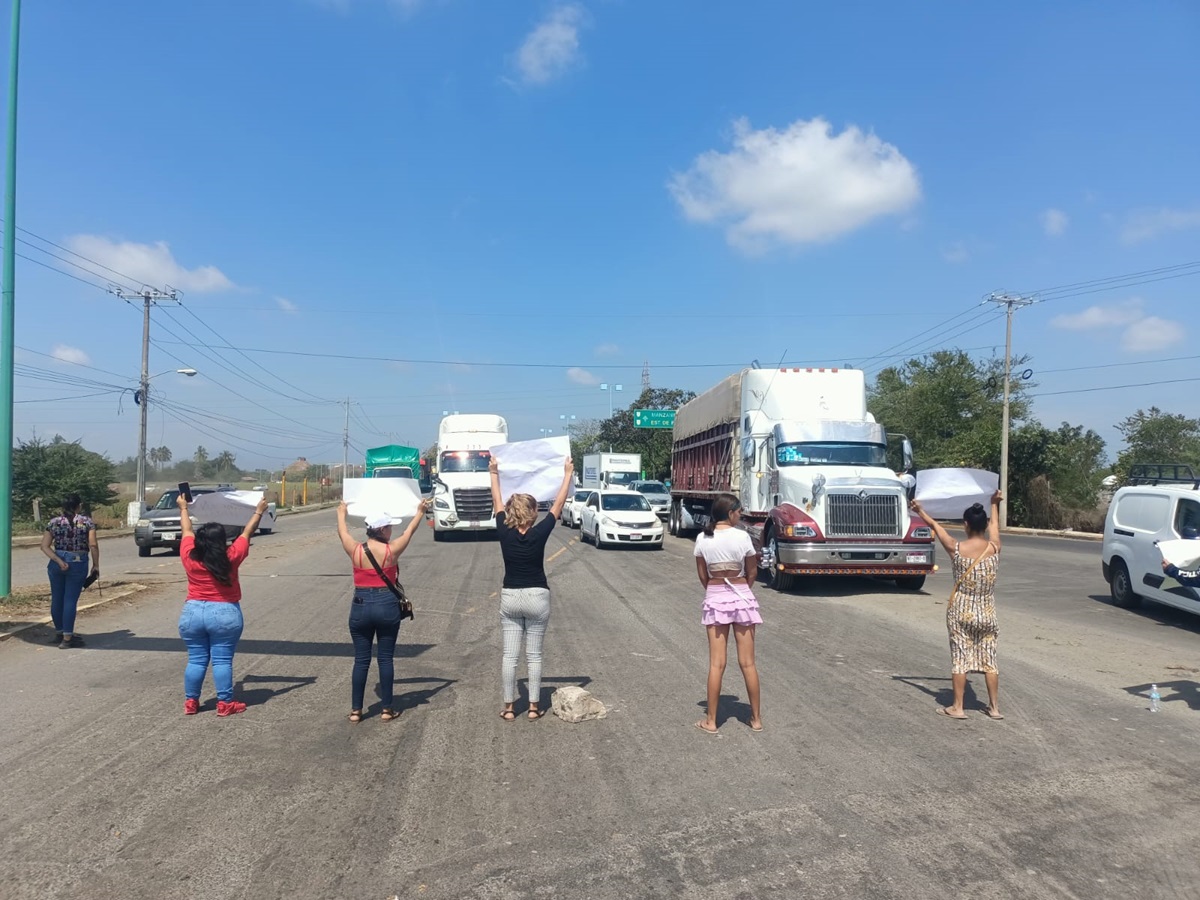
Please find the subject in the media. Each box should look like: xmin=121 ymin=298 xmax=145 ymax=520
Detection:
xmin=336 ymin=499 xmax=429 ymax=723
xmin=177 ymin=493 xmax=269 ymax=717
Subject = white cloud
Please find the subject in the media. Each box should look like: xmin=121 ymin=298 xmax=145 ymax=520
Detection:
xmin=66 ymin=235 xmax=235 ymax=293
xmin=1120 ymin=207 xmax=1200 ymax=244
xmin=515 ymin=5 xmax=587 ymax=86
xmin=1122 ymin=316 xmax=1185 ymax=353
xmin=567 ymin=367 xmax=599 ymax=385
xmin=1041 ymin=208 xmax=1068 ymax=237
xmin=668 ymin=116 xmax=921 ymax=252
xmin=51 ymin=344 xmax=90 ymax=366
xmin=594 ymin=343 xmax=619 ymax=357
xmin=941 ymin=242 xmax=969 ymax=264
xmin=275 ymin=297 xmax=298 ymax=314
xmin=1051 ymin=300 xmax=1144 ymax=331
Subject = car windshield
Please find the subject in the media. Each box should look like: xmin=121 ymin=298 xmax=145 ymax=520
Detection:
xmin=776 ymin=442 xmax=888 ymax=467
xmin=635 ymin=482 xmax=667 ymax=494
xmin=153 ymin=488 xmax=216 ymax=510
xmin=438 ymin=450 xmax=492 ymax=473
xmin=606 ymin=472 xmax=640 ymax=487
xmin=601 ymin=494 xmax=652 ymax=512
xmin=573 ymin=490 xmax=591 ymax=502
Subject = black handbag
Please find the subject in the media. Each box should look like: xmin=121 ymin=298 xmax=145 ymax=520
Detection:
xmin=362 ymin=543 xmax=414 ymax=620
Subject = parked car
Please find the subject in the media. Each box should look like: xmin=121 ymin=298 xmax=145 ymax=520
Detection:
xmin=629 ymin=480 xmax=671 ymax=520
xmin=561 ymin=488 xmax=592 ymax=528
xmin=1102 ymin=464 xmax=1200 ymax=615
xmin=579 ymin=489 xmax=664 ymax=549
xmin=134 ymin=486 xmax=276 ymax=557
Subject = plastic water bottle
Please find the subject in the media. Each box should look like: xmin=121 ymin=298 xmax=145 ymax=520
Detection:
xmin=1149 ymin=684 xmax=1161 ymax=713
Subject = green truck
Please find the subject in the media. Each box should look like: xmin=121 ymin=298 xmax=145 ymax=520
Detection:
xmin=365 ymin=444 xmax=420 ymax=480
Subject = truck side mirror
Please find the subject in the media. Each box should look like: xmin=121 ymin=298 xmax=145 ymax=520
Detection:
xmin=741 ymin=437 xmax=756 ymax=463
xmin=901 ymin=439 xmax=914 ymax=473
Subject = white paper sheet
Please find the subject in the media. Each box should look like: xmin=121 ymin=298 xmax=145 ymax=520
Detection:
xmin=342 ymin=477 xmax=423 ymax=524
xmin=915 ymin=468 xmax=999 ymax=520
xmin=1158 ymin=539 xmax=1200 ymax=571
xmin=189 ymin=491 xmax=264 ymax=529
xmin=489 ymin=436 xmax=572 ymax=503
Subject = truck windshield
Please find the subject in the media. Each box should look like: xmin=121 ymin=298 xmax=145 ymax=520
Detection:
xmin=374 ymin=468 xmax=413 ymax=478
xmin=776 ymin=442 xmax=888 ymax=467
xmin=606 ymin=472 xmax=639 ymax=487
xmin=439 ymin=450 xmax=492 ymax=473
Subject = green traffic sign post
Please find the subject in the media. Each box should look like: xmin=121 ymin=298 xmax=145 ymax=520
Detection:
xmin=633 ymin=409 xmax=676 ymax=429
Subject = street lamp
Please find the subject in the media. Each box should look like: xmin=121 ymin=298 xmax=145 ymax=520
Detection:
xmin=598 ymin=383 xmax=623 ymax=417
xmin=539 ymin=428 xmax=554 ymax=437
xmin=136 ymin=367 xmax=197 ymax=509
xmin=559 ymin=413 xmax=576 ymax=431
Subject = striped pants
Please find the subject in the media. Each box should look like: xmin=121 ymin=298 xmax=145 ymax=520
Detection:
xmin=500 ymin=587 xmax=551 ymax=704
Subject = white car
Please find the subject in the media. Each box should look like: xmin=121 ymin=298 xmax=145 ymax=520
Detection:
xmin=630 ymin=480 xmax=671 ymax=520
xmin=579 ymin=490 xmax=664 ymax=549
xmin=561 ymin=488 xmax=592 ymax=528
xmin=1102 ymin=465 xmax=1200 ymax=615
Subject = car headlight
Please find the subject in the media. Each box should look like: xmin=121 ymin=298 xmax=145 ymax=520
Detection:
xmin=912 ymin=526 xmax=932 ymax=539
xmin=137 ymin=519 xmax=150 ymax=527
xmin=601 ymin=516 xmax=616 ymax=527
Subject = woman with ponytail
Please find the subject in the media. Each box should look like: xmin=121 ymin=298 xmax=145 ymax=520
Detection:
xmin=176 ymin=492 xmax=269 ymax=717
xmin=694 ymin=493 xmax=763 ymax=734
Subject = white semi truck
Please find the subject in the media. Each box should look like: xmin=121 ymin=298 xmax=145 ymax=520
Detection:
xmin=581 ymin=452 xmax=642 ymax=491
xmin=669 ymin=367 xmax=934 ymax=591
xmin=431 ymin=414 xmax=508 ymax=540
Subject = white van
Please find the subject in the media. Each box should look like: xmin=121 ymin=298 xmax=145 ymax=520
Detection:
xmin=1101 ymin=465 xmax=1200 ymax=614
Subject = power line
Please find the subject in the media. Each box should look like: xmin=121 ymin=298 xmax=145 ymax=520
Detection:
xmin=1031 ymin=376 xmax=1200 ymax=398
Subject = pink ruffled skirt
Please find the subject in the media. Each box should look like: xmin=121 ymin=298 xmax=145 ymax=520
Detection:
xmin=702 ymin=581 xmax=763 ymax=627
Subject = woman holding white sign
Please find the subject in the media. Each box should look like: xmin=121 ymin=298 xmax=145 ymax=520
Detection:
xmin=489 ymin=454 xmax=574 ymax=721
xmin=910 ymin=490 xmax=1004 ymax=720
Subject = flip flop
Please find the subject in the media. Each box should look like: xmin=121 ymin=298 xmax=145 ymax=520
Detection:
xmin=937 ymin=707 xmax=968 ymax=720
xmin=694 ymin=720 xmax=719 ymax=735
xmin=984 ymin=709 xmax=1005 ymax=720
xmin=749 ymin=721 xmax=764 ymax=732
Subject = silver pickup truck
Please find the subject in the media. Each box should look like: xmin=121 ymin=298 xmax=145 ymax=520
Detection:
xmin=134 ymin=486 xmax=276 ymax=557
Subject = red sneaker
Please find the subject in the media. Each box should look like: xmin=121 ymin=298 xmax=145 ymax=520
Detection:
xmin=184 ymin=698 xmax=200 ymax=716
xmin=216 ymin=699 xmax=247 ymax=717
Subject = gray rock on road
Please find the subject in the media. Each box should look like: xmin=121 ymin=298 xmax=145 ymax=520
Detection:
xmin=552 ymin=685 xmax=608 ymax=722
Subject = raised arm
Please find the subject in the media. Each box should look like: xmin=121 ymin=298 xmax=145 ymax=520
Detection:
xmin=176 ymin=494 xmax=194 ymax=539
xmin=388 ymin=499 xmax=431 ymax=557
xmin=910 ymin=499 xmax=956 ymax=557
xmin=239 ymin=497 xmax=269 ymax=544
xmin=489 ymin=456 xmax=503 ymax=516
xmin=547 ymin=459 xmax=576 ymax=519
xmin=336 ymin=501 xmax=358 ymax=557
xmin=987 ymin=490 xmax=1003 ymax=548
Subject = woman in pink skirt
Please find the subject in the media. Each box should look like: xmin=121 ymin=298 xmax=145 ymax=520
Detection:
xmin=693 ymin=493 xmax=763 ymax=734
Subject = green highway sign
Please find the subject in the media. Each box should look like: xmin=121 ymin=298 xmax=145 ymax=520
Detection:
xmin=634 ymin=409 xmax=676 ymax=429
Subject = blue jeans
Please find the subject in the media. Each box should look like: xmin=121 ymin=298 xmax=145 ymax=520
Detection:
xmin=348 ymin=588 xmax=402 ymax=710
xmin=178 ymin=600 xmax=245 ymax=702
xmin=47 ymin=552 xmax=89 ymax=635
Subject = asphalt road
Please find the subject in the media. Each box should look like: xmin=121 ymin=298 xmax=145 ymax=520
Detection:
xmin=2 ymin=512 xmax=1198 ymax=900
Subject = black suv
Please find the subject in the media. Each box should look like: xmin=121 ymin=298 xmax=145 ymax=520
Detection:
xmin=134 ymin=486 xmax=235 ymax=557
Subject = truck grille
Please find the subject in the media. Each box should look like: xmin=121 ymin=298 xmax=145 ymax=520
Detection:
xmin=453 ymin=488 xmax=493 ymax=521
xmin=826 ymin=493 xmax=902 ymax=538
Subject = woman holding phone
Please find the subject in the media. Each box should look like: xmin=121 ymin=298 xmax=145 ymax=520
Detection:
xmin=176 ymin=490 xmax=270 ymax=716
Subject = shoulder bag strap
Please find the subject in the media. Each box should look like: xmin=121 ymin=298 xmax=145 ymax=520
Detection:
xmin=362 ymin=543 xmax=406 ymax=602
xmin=950 ymin=552 xmax=989 ymax=601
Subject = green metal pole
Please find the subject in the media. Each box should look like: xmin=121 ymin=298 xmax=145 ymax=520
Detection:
xmin=0 ymin=0 xmax=22 ymax=598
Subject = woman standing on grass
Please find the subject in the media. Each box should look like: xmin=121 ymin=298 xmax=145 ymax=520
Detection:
xmin=489 ymin=455 xmax=574 ymax=721
xmin=40 ymin=493 xmax=99 ymax=648
xmin=693 ymin=493 xmax=763 ymax=734
xmin=336 ymin=499 xmax=430 ymax=724
xmin=177 ymin=493 xmax=270 ymax=717
xmin=910 ymin=490 xmax=1004 ymax=720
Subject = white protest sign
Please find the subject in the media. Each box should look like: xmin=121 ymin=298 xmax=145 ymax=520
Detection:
xmin=489 ymin=436 xmax=572 ymax=503
xmin=189 ymin=491 xmax=263 ymax=529
xmin=915 ymin=468 xmax=999 ymax=520
xmin=342 ymin=477 xmax=422 ymax=524
xmin=1158 ymin=539 xmax=1200 ymax=571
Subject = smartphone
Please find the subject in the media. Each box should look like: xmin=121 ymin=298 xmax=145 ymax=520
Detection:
xmin=178 ymin=481 xmax=193 ymax=503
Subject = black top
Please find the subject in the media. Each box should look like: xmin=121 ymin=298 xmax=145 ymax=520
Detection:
xmin=496 ymin=511 xmax=556 ymax=589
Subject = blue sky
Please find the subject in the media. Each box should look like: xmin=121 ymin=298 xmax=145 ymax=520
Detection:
xmin=5 ymin=1 xmax=1198 ymax=472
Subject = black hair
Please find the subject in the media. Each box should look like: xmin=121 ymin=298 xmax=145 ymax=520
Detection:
xmin=962 ymin=502 xmax=989 ymax=536
xmin=62 ymin=493 xmax=81 ymax=515
xmin=190 ymin=522 xmax=233 ymax=586
xmin=366 ymin=525 xmax=391 ymax=542
xmin=704 ymin=493 xmax=742 ymax=538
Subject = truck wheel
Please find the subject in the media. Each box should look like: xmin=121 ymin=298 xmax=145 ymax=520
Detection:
xmin=765 ymin=536 xmax=794 ymax=592
xmin=894 ymin=575 xmax=926 ymax=591
xmin=137 ymin=545 xmax=151 ymax=558
xmin=1109 ymin=559 xmax=1141 ymax=608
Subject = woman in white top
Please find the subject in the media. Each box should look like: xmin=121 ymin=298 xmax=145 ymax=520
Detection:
xmin=693 ymin=493 xmax=763 ymax=734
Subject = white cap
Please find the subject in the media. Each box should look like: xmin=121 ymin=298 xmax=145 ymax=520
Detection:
xmin=365 ymin=513 xmax=393 ymax=529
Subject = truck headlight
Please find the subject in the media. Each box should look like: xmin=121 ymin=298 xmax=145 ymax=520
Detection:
xmin=782 ymin=524 xmax=817 ymax=538
xmin=434 ymin=498 xmax=450 ymax=510
xmin=912 ymin=526 xmax=932 ymax=539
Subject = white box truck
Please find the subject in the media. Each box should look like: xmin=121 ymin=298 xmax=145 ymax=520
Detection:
xmin=581 ymin=452 xmax=642 ymax=491
xmin=669 ymin=367 xmax=934 ymax=591
xmin=432 ymin=414 xmax=508 ymax=540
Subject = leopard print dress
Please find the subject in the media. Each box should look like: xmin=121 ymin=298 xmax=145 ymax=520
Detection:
xmin=948 ymin=542 xmax=1000 ymax=675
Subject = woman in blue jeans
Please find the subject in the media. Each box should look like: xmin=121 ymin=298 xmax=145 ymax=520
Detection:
xmin=177 ymin=493 xmax=269 ymax=717
xmin=336 ymin=499 xmax=429 ymax=723
xmin=40 ymin=494 xmax=99 ymax=648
